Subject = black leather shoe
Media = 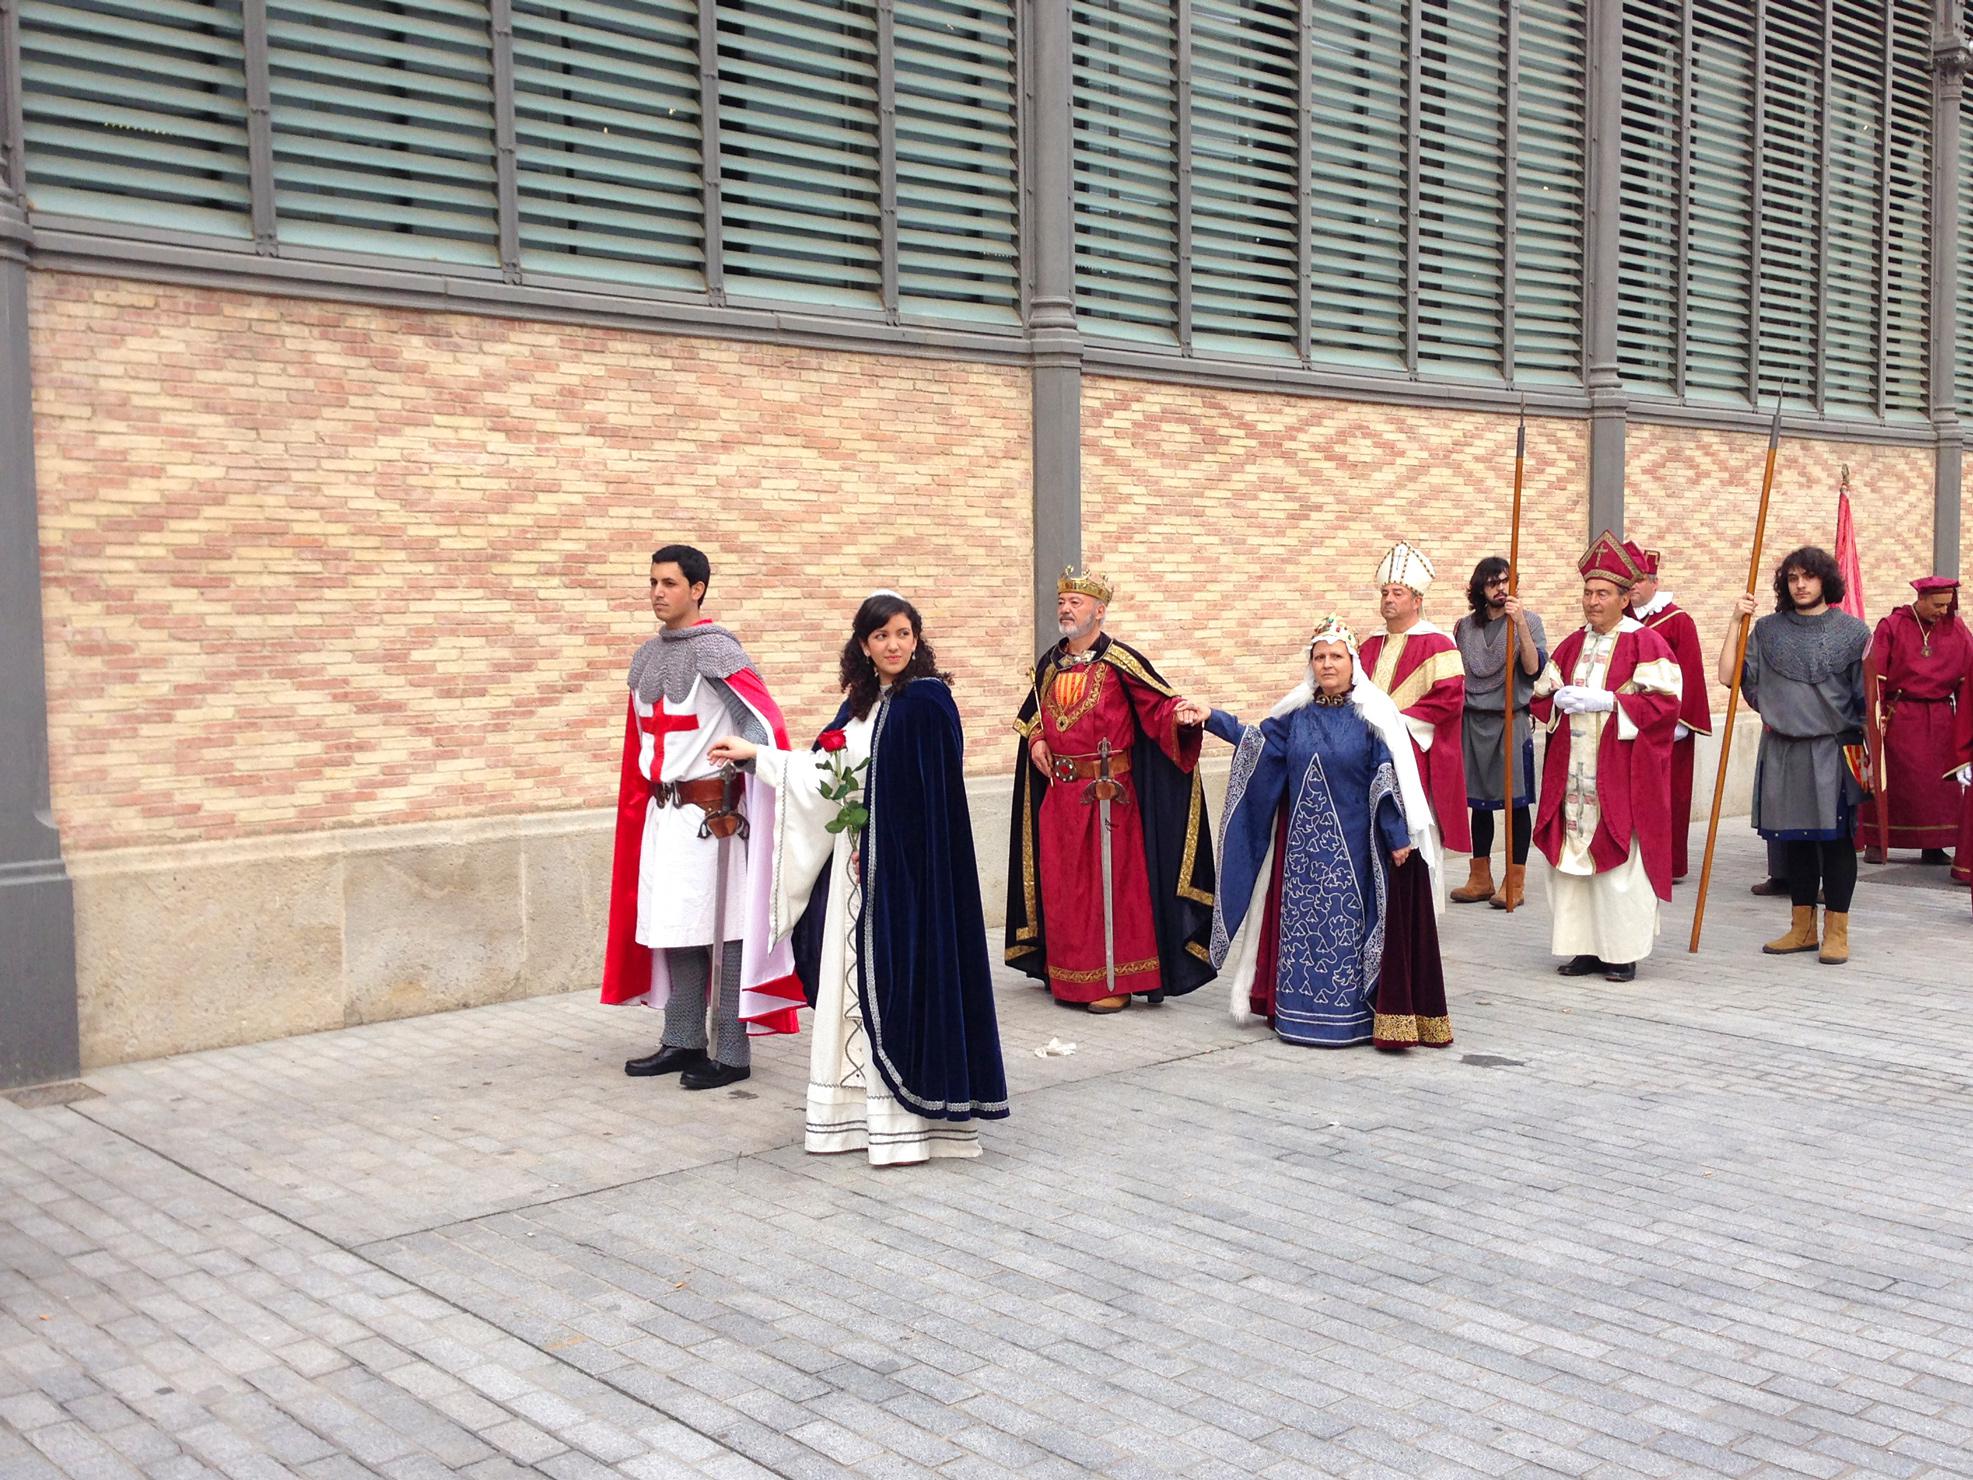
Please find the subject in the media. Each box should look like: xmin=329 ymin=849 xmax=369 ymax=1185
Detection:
xmin=1556 ymin=955 xmax=1604 ymax=977
xmin=1143 ymin=989 xmax=1167 ymax=1006
xmin=1602 ymin=961 xmax=1637 ymax=983
xmin=680 ymin=1061 xmax=751 ymax=1091
xmin=624 ymin=1046 xmax=707 ymax=1078
xmin=1922 ymin=848 xmax=1952 ymax=865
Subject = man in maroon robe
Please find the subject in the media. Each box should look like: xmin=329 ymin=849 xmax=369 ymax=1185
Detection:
xmin=1006 ymin=567 xmax=1217 ymax=1013
xmin=1625 ymin=542 xmax=1712 ymax=881
xmin=1359 ymin=541 xmax=1472 ymax=858
xmin=1860 ymin=577 xmax=1971 ymax=863
xmin=1948 ymin=659 xmax=1973 ymax=914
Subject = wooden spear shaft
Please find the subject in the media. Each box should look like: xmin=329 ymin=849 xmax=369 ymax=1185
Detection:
xmin=1689 ymin=398 xmax=1785 ymax=953
xmin=1502 ymin=402 xmax=1526 ymax=911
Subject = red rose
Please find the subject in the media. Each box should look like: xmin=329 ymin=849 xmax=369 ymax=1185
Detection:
xmin=818 ymin=730 xmax=848 ymax=753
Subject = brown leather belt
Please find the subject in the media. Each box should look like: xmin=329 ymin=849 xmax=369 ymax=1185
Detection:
xmin=654 ymin=776 xmax=730 ymax=810
xmin=1051 ymin=750 xmax=1132 ymax=784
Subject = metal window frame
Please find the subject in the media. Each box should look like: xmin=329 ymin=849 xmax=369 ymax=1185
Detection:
xmin=1502 ymin=0 xmax=1520 ymax=378
xmin=1173 ymin=0 xmax=1192 ymax=353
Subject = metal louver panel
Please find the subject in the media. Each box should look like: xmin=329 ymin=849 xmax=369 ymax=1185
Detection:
xmin=1512 ymin=0 xmax=1585 ymax=385
xmin=1187 ymin=0 xmax=1299 ymax=358
xmin=1959 ymin=72 xmax=1973 ymax=424
xmin=1824 ymin=1 xmax=1883 ymax=413
xmin=1881 ymin=0 xmax=1930 ymax=419
xmin=717 ymin=0 xmax=881 ymax=307
xmin=1417 ymin=0 xmax=1506 ymax=380
xmin=19 ymin=0 xmax=252 ymax=238
xmin=1757 ymin=3 xmax=1821 ymax=409
xmin=266 ymin=0 xmax=499 ymax=265
xmin=894 ymin=0 xmax=1020 ymax=324
xmin=1685 ymin=7 xmax=1755 ymax=404
xmin=1616 ymin=1 xmax=1679 ymax=393
xmin=1308 ymin=1 xmax=1406 ymax=368
xmin=1072 ymin=0 xmax=1178 ymax=343
xmin=511 ymin=0 xmax=702 ymax=290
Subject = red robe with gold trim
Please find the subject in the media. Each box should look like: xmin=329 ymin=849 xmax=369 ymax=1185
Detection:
xmin=1864 ymin=605 xmax=1972 ymax=852
xmin=1359 ymin=624 xmax=1472 ymax=853
xmin=1633 ymin=598 xmax=1711 ymax=878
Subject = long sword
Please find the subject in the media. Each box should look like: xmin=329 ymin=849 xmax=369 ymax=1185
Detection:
xmin=701 ymin=762 xmax=746 ymax=1035
xmin=1087 ymin=738 xmax=1125 ymax=999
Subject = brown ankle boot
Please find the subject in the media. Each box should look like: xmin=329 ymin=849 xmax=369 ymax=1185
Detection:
xmin=1818 ymin=911 xmax=1849 ymax=964
xmin=1450 ymin=857 xmax=1495 ymax=903
xmin=1762 ymin=905 xmax=1819 ymax=955
xmin=1489 ymin=863 xmax=1526 ymax=909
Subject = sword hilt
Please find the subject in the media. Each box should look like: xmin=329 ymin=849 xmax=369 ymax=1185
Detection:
xmin=699 ymin=761 xmax=749 ymax=840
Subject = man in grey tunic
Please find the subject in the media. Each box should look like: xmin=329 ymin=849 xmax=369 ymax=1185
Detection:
xmin=1720 ymin=545 xmax=1870 ymax=966
xmin=1451 ymin=557 xmax=1547 ymax=908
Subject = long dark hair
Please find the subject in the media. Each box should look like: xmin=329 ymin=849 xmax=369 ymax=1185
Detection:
xmin=1773 ymin=545 xmax=1844 ymax=611
xmin=1466 ymin=556 xmax=1509 ymax=619
xmin=839 ymin=593 xmax=953 ymax=720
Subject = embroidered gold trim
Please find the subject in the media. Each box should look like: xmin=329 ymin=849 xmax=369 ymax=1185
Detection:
xmin=1177 ymin=768 xmax=1214 ymax=906
xmin=1048 ymin=955 xmax=1161 ymax=983
xmin=1368 ymin=632 xmax=1406 ymax=693
xmin=1373 ymin=1012 xmax=1454 ymax=1045
xmin=1045 ymin=660 xmax=1107 ymax=733
xmin=1102 ymin=645 xmax=1178 ymax=698
xmin=1417 ymin=1015 xmax=1454 ymax=1045
xmin=1186 ymin=940 xmax=1211 ymax=963
xmin=1384 ymin=645 xmax=1466 ymax=715
xmin=1016 ymin=759 xmax=1038 ymax=939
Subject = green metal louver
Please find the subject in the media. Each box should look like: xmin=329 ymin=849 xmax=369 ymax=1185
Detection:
xmin=1685 ymin=8 xmax=1755 ymax=405
xmin=1959 ymin=61 xmax=1973 ymax=424
xmin=19 ymin=0 xmax=252 ymax=239
xmin=266 ymin=0 xmax=499 ymax=266
xmin=1512 ymin=0 xmax=1586 ymax=385
xmin=1071 ymin=0 xmax=1178 ymax=343
xmin=1882 ymin=0 xmax=1930 ymax=420
xmin=511 ymin=0 xmax=703 ymax=290
xmin=1416 ymin=0 xmax=1506 ymax=381
xmin=895 ymin=1 xmax=1021 ymax=324
xmin=1188 ymin=0 xmax=1299 ymax=358
xmin=1823 ymin=1 xmax=1884 ymax=414
xmin=716 ymin=0 xmax=881 ymax=308
xmin=1757 ymin=3 xmax=1821 ymax=411
xmin=1307 ymin=1 xmax=1406 ymax=368
xmin=1616 ymin=2 xmax=1680 ymax=395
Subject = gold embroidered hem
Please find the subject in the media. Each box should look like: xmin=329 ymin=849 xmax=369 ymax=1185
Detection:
xmin=1048 ymin=955 xmax=1160 ymax=984
xmin=1372 ymin=1012 xmax=1455 ymax=1047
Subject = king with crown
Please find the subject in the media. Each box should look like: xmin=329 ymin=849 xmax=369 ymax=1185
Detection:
xmin=1005 ymin=566 xmax=1218 ymax=1013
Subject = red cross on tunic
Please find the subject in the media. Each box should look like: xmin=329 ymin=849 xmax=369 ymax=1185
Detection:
xmin=639 ymin=705 xmax=700 ymax=782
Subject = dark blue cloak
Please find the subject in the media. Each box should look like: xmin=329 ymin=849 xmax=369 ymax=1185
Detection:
xmin=792 ymin=679 xmax=1008 ymax=1123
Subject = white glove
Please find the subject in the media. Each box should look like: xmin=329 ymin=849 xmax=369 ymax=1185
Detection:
xmin=1673 ymin=722 xmax=1691 ymax=742
xmin=1555 ymin=685 xmax=1615 ymax=715
xmin=1953 ymin=763 xmax=1972 ymax=786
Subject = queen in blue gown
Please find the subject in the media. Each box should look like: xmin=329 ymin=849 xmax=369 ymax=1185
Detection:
xmin=1206 ymin=617 xmax=1450 ymax=1048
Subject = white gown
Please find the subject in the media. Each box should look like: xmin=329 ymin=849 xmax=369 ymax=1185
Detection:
xmin=754 ymin=702 xmax=981 ymax=1165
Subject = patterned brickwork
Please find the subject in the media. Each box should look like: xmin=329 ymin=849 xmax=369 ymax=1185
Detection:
xmin=1626 ymin=424 xmax=1939 ymax=713
xmin=30 ymin=274 xmax=1032 ymax=852
xmin=1080 ymin=380 xmax=1591 ymax=723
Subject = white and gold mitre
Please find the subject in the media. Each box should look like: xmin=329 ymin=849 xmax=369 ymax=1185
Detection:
xmin=1058 ymin=564 xmax=1115 ymax=603
xmin=1374 ymin=541 xmax=1435 ymax=596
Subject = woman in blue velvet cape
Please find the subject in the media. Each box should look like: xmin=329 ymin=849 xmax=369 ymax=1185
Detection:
xmin=711 ymin=593 xmax=1007 ymax=1163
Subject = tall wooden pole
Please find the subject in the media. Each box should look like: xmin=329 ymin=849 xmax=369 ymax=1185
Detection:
xmin=1689 ymin=399 xmax=1785 ymax=953
xmin=1502 ymin=401 xmax=1526 ymax=910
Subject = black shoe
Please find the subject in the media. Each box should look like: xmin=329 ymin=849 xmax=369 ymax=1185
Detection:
xmin=1556 ymin=955 xmax=1604 ymax=977
xmin=625 ymin=1046 xmax=708 ymax=1078
xmin=1143 ymin=989 xmax=1167 ymax=1006
xmin=1749 ymin=877 xmax=1787 ymax=897
xmin=1602 ymin=961 xmax=1637 ymax=983
xmin=1922 ymin=848 xmax=1952 ymax=865
xmin=680 ymin=1061 xmax=751 ymax=1091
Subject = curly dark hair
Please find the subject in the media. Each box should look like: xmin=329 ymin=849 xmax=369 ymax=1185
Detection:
xmin=1772 ymin=545 xmax=1843 ymax=612
xmin=1466 ymin=556 xmax=1510 ymax=619
xmin=839 ymin=592 xmax=954 ymax=720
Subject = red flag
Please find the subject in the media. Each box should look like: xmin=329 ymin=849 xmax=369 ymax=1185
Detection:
xmin=1834 ymin=479 xmax=1866 ymax=622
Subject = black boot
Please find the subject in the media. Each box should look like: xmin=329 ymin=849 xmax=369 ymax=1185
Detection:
xmin=680 ymin=1061 xmax=751 ymax=1091
xmin=1922 ymin=848 xmax=1952 ymax=865
xmin=1602 ymin=961 xmax=1637 ymax=983
xmin=625 ymin=1045 xmax=709 ymax=1078
xmin=1556 ymin=955 xmax=1604 ymax=977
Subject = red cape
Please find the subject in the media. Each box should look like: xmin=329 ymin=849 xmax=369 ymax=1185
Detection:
xmin=600 ymin=651 xmax=803 ymax=1034
xmin=1531 ymin=626 xmax=1681 ymax=901
xmin=1636 ymin=601 xmax=1713 ymax=736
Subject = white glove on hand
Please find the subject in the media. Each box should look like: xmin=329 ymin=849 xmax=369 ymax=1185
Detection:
xmin=1953 ymin=763 xmax=1972 ymax=787
xmin=1555 ymin=685 xmax=1615 ymax=715
xmin=1673 ymin=722 xmax=1692 ymax=742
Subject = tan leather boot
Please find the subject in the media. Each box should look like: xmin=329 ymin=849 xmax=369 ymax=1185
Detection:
xmin=1762 ymin=905 xmax=1819 ymax=955
xmin=1450 ymin=857 xmax=1495 ymax=903
xmin=1489 ymin=863 xmax=1526 ymax=910
xmin=1818 ymin=912 xmax=1849 ymax=964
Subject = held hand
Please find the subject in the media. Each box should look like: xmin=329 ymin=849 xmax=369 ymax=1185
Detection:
xmin=1391 ymin=846 xmax=1413 ymax=869
xmin=706 ymin=737 xmax=758 ymax=767
xmin=1731 ymin=591 xmax=1759 ymax=620
xmin=1673 ymin=722 xmax=1692 ymax=742
xmin=1174 ymin=699 xmax=1210 ymax=728
xmin=1029 ymin=737 xmax=1053 ymax=774
xmin=1954 ymin=763 xmax=1972 ymax=787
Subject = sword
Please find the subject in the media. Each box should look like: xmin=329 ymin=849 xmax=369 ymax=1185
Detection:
xmin=1083 ymin=738 xmax=1128 ymax=999
xmin=699 ymin=762 xmax=748 ymax=1035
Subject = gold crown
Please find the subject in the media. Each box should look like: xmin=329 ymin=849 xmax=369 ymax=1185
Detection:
xmin=1058 ymin=565 xmax=1115 ymax=603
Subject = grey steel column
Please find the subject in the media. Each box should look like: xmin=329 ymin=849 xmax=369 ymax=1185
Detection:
xmin=1581 ymin=0 xmax=1627 ymax=539
xmin=1931 ymin=6 xmax=1968 ymax=577
xmin=0 ymin=12 xmax=79 ymax=1090
xmin=1026 ymin=0 xmax=1081 ymax=654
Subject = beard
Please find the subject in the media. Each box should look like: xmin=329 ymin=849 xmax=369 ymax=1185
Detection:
xmin=1058 ymin=613 xmax=1099 ymax=642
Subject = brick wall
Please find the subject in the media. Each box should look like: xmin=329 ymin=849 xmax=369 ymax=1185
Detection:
xmin=31 ymin=274 xmax=1033 ymax=853
xmin=1080 ymin=380 xmax=1590 ymax=722
xmin=1626 ymin=424 xmax=1939 ymax=714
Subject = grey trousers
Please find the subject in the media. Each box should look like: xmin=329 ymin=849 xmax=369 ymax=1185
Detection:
xmin=659 ymin=941 xmax=749 ymax=1067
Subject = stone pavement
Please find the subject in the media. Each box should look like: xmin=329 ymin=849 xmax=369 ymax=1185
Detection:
xmin=4 ymin=828 xmax=1972 ymax=1480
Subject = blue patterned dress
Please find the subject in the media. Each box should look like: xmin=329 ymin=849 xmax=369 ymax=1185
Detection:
xmin=1208 ymin=701 xmax=1410 ymax=1046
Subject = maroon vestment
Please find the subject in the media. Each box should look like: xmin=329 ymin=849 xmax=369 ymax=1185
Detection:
xmin=1863 ymin=604 xmax=1972 ymax=852
xmin=1358 ymin=625 xmax=1472 ymax=853
xmin=1634 ymin=600 xmax=1712 ymax=879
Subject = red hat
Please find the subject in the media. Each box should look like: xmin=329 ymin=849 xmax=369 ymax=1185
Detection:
xmin=1911 ymin=576 xmax=1960 ymax=593
xmin=1580 ymin=531 xmax=1645 ymax=591
xmin=1619 ymin=539 xmax=1661 ymax=578
xmin=1641 ymin=548 xmax=1661 ymax=577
